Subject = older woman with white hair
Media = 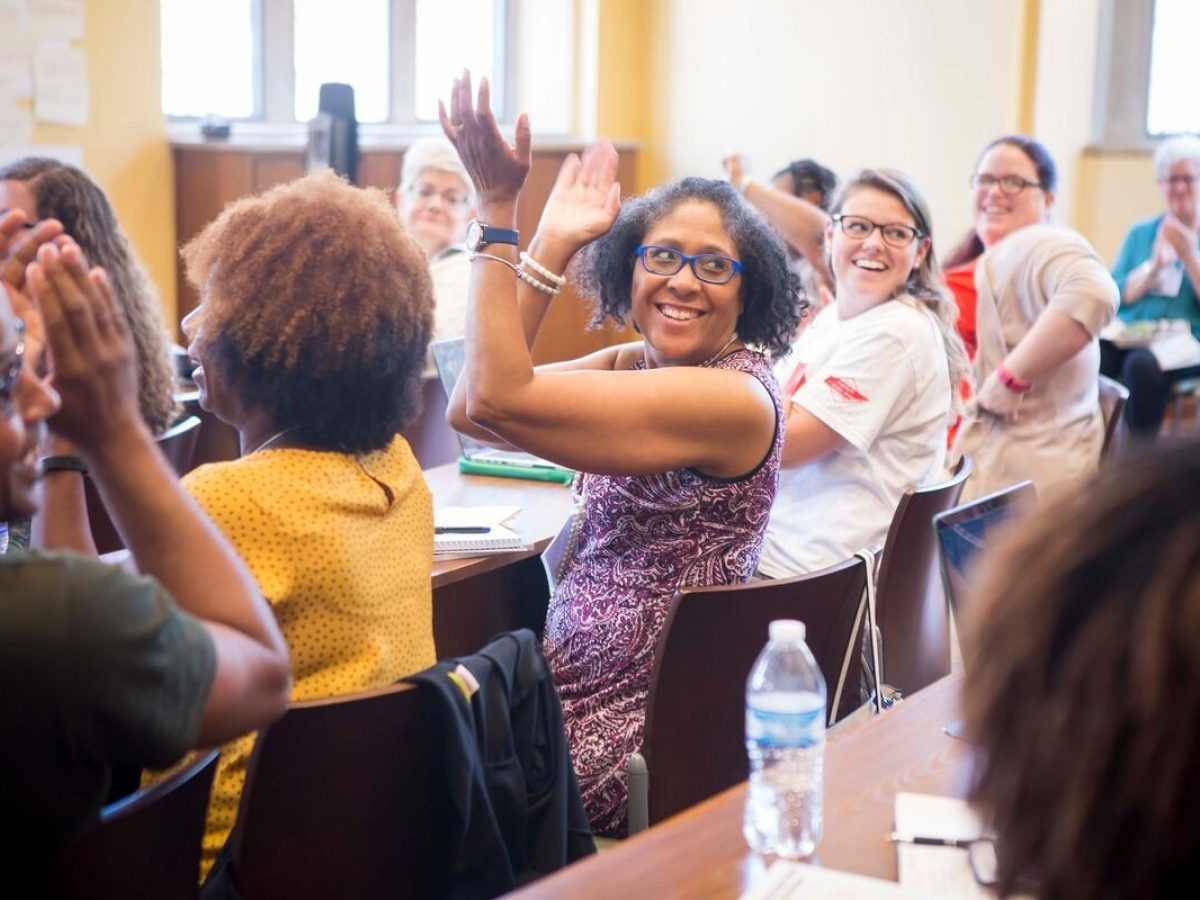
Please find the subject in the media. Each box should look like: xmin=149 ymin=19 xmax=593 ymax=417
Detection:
xmin=1103 ymin=134 xmax=1200 ymax=438
xmin=395 ymin=137 xmax=477 ymax=346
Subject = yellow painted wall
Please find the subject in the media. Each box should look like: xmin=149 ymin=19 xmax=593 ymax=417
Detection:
xmin=29 ymin=0 xmax=175 ymax=325
xmin=607 ymin=0 xmax=1029 ymax=252
xmin=592 ymin=0 xmax=660 ymax=193
xmin=1077 ymin=150 xmax=1160 ymax=264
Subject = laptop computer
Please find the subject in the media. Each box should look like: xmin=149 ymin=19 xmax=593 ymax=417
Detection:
xmin=933 ymin=480 xmax=1038 ymax=622
xmin=933 ymin=480 xmax=1037 ymax=740
xmin=430 ymin=338 xmax=575 ymax=484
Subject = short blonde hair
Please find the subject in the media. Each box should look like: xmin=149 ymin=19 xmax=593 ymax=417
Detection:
xmin=1154 ymin=134 xmax=1200 ymax=180
xmin=399 ymin=138 xmax=473 ymax=198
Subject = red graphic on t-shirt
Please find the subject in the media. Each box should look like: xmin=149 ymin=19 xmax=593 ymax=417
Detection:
xmin=824 ymin=375 xmax=869 ymax=403
xmin=783 ymin=361 xmax=808 ymax=398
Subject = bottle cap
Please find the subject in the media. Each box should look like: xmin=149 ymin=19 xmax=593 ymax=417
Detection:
xmin=769 ymin=619 xmax=805 ymax=642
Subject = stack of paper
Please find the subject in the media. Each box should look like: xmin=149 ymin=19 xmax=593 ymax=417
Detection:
xmin=434 ymin=505 xmax=527 ymax=559
xmin=742 ymin=861 xmax=929 ymax=899
xmin=893 ymin=793 xmax=991 ymax=899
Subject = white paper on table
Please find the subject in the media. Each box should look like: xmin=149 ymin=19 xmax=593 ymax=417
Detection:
xmin=33 ymin=40 xmax=87 ymax=126
xmin=893 ymin=793 xmax=991 ymax=900
xmin=0 ymin=0 xmax=29 ymax=53
xmin=1149 ymin=327 xmax=1200 ymax=371
xmin=434 ymin=505 xmax=520 ymax=529
xmin=741 ymin=861 xmax=934 ymax=899
xmin=0 ymin=99 xmax=33 ymax=145
xmin=29 ymin=0 xmax=82 ymax=41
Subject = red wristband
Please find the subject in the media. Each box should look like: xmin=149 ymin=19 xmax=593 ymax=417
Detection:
xmin=996 ymin=363 xmax=1031 ymax=394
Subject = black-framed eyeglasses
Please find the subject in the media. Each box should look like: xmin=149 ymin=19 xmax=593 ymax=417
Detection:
xmin=831 ymin=214 xmax=923 ymax=248
xmin=0 ymin=318 xmax=25 ymax=414
xmin=635 ymin=245 xmax=744 ymax=285
xmin=970 ymin=173 xmax=1043 ymax=195
xmin=1159 ymin=174 xmax=1197 ymax=188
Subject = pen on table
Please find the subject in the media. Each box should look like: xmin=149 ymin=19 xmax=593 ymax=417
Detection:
xmin=888 ymin=832 xmax=977 ymax=849
xmin=435 ymin=526 xmax=492 ymax=535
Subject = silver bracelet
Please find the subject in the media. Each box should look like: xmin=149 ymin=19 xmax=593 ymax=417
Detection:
xmin=516 ymin=267 xmax=560 ymax=296
xmin=470 ymin=252 xmax=519 ymax=274
xmin=519 ymin=251 xmax=567 ymax=286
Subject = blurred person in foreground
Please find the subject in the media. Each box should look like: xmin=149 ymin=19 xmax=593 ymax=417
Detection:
xmin=963 ymin=438 xmax=1200 ymax=899
xmin=0 ymin=211 xmax=289 ymax=860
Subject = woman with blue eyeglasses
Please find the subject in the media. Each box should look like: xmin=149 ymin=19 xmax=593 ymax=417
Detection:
xmin=440 ymin=74 xmax=800 ymax=835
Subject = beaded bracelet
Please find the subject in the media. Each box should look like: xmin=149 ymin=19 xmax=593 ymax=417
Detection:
xmin=516 ymin=267 xmax=560 ymax=296
xmin=518 ymin=251 xmax=567 ymax=287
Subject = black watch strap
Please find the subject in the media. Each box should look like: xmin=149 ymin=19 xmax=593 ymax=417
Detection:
xmin=41 ymin=455 xmax=88 ymax=476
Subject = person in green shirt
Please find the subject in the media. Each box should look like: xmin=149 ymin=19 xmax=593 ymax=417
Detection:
xmin=0 ymin=209 xmax=291 ymax=856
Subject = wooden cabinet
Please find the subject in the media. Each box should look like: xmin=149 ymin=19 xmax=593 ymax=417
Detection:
xmin=171 ymin=140 xmax=640 ymax=363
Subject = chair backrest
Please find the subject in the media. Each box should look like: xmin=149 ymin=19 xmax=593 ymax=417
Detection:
xmin=934 ymin=480 xmax=1038 ymax=621
xmin=401 ymin=375 xmax=461 ymax=469
xmin=873 ymin=456 xmax=973 ymax=697
xmin=640 ymin=556 xmax=868 ymax=826
xmin=87 ymin=416 xmax=203 ymax=554
xmin=231 ymin=683 xmax=451 ymax=899
xmin=1098 ymin=374 xmax=1129 ymax=458
xmin=157 ymin=414 xmax=203 ymax=475
xmin=51 ymin=751 xmax=218 ymax=900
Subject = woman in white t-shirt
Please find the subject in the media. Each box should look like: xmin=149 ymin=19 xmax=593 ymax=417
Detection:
xmin=757 ymin=169 xmax=969 ymax=577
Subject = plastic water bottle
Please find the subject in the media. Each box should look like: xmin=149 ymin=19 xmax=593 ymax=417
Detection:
xmin=743 ymin=619 xmax=827 ymax=858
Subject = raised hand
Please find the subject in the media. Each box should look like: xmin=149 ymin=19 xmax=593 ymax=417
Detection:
xmin=438 ymin=70 xmax=531 ymax=206
xmin=537 ymin=141 xmax=621 ymax=248
xmin=723 ymin=153 xmax=749 ymax=191
xmin=26 ymin=241 xmax=141 ymax=451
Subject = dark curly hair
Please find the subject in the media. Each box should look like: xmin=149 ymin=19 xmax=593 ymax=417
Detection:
xmin=772 ymin=158 xmax=839 ymax=211
xmin=574 ymin=177 xmax=804 ymax=358
xmin=182 ymin=169 xmax=433 ymax=454
xmin=963 ymin=439 xmax=1200 ymax=899
xmin=0 ymin=157 xmax=180 ymax=434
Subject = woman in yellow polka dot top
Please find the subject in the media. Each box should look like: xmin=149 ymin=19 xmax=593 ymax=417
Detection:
xmin=175 ymin=170 xmax=437 ymax=879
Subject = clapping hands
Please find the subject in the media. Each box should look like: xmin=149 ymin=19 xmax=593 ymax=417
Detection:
xmin=26 ymin=241 xmax=141 ymax=451
xmin=1161 ymin=215 xmax=1199 ymax=261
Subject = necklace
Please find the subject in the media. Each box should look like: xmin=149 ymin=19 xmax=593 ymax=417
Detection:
xmin=248 ymin=425 xmax=299 ymax=455
xmin=699 ymin=332 xmax=739 ymax=368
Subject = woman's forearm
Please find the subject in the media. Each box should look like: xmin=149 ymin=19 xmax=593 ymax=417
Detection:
xmin=517 ymin=233 xmax=579 ymax=348
xmin=31 ymin=470 xmax=97 ymax=554
xmin=465 ymin=200 xmax=535 ymax=427
xmin=1002 ymin=311 xmax=1092 ymax=384
xmin=743 ymin=180 xmax=830 ymax=273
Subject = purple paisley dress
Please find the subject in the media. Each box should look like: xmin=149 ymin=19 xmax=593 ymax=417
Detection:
xmin=543 ymin=348 xmax=784 ymax=836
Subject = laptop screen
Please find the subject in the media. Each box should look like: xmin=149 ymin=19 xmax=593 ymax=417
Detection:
xmin=429 ymin=337 xmax=489 ymax=458
xmin=934 ymin=481 xmax=1037 ymax=619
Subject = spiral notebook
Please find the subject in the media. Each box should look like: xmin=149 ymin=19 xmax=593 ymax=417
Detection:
xmin=434 ymin=505 xmax=529 ymax=559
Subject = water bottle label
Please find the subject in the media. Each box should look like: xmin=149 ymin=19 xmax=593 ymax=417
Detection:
xmin=746 ymin=703 xmax=823 ymax=748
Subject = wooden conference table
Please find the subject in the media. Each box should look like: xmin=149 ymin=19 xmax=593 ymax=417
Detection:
xmin=424 ymin=462 xmax=574 ymax=658
xmin=512 ymin=673 xmax=971 ymax=899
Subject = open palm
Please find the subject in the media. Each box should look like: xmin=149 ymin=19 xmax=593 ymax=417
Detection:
xmin=538 ymin=141 xmax=622 ymax=247
xmin=439 ymin=71 xmax=530 ymax=204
